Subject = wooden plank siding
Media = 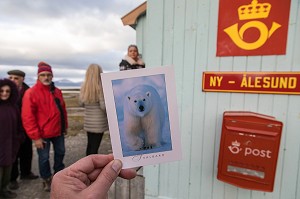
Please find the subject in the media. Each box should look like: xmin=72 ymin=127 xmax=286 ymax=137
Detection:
xmin=131 ymin=0 xmax=300 ymax=198
xmin=143 ymin=0 xmax=164 ymax=197
xmin=136 ymin=16 xmax=147 ymax=59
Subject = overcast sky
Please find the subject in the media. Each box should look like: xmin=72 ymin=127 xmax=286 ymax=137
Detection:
xmin=0 ymin=0 xmax=145 ymax=82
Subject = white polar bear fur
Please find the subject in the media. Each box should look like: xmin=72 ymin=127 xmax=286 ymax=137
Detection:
xmin=123 ymin=85 xmax=165 ymax=151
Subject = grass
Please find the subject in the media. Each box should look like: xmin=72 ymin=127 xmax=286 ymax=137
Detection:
xmin=67 ymin=115 xmax=84 ymax=136
xmin=63 ymin=93 xmax=81 ymax=107
xmin=63 ymin=92 xmax=84 ymax=136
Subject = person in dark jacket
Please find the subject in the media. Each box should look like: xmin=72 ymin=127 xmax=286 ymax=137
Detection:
xmin=22 ymin=62 xmax=68 ymax=192
xmin=0 ymin=78 xmax=23 ymax=199
xmin=119 ymin=44 xmax=145 ymax=71
xmin=7 ymin=70 xmax=38 ymax=190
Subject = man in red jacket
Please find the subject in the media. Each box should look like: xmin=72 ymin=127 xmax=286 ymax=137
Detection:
xmin=22 ymin=62 xmax=68 ymax=192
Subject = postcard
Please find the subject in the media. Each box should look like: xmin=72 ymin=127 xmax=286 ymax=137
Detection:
xmin=101 ymin=66 xmax=182 ymax=169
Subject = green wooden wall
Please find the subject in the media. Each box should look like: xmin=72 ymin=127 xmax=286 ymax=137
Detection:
xmin=134 ymin=0 xmax=300 ymax=198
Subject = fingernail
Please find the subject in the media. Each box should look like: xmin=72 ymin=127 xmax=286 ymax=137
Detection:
xmin=111 ymin=160 xmax=122 ymax=173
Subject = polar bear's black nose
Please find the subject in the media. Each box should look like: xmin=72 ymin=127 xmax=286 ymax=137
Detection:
xmin=139 ymin=105 xmax=145 ymax=112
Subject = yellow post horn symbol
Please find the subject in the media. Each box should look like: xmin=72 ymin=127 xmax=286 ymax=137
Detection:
xmin=224 ymin=21 xmax=281 ymax=50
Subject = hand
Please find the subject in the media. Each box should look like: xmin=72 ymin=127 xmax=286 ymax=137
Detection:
xmin=34 ymin=138 xmax=45 ymax=149
xmin=50 ymin=154 xmax=137 ymax=199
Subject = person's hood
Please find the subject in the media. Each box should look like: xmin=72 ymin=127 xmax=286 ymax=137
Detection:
xmin=0 ymin=78 xmax=19 ymax=104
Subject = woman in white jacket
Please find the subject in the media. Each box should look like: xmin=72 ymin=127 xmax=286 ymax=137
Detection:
xmin=119 ymin=44 xmax=145 ymax=71
xmin=80 ymin=64 xmax=108 ymax=155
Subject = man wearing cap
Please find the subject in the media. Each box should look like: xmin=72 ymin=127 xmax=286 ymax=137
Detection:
xmin=7 ymin=70 xmax=38 ymax=190
xmin=22 ymin=62 xmax=68 ymax=192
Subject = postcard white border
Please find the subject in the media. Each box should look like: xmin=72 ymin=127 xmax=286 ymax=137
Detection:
xmin=101 ymin=66 xmax=182 ymax=169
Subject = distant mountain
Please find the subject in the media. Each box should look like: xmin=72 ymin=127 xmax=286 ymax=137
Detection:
xmin=54 ymin=79 xmax=82 ymax=88
xmin=25 ymin=78 xmax=82 ymax=88
xmin=25 ymin=77 xmax=37 ymax=86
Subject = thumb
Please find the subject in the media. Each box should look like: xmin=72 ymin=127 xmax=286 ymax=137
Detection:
xmin=88 ymin=159 xmax=122 ymax=197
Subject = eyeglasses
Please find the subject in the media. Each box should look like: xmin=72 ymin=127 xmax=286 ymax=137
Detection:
xmin=0 ymin=89 xmax=11 ymax=93
xmin=39 ymin=74 xmax=53 ymax=77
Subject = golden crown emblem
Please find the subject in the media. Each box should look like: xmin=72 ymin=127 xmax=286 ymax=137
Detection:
xmin=238 ymin=0 xmax=271 ymax=20
xmin=232 ymin=140 xmax=240 ymax=147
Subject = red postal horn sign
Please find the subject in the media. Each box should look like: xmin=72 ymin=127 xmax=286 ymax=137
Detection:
xmin=216 ymin=0 xmax=291 ymax=56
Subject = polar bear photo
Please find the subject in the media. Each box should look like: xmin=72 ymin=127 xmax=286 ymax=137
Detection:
xmin=111 ymin=74 xmax=173 ymax=157
xmin=123 ymin=85 xmax=165 ymax=151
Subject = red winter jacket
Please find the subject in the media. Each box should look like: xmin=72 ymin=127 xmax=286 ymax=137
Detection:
xmin=22 ymin=80 xmax=68 ymax=140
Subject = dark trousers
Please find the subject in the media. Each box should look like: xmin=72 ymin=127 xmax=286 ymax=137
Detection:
xmin=10 ymin=134 xmax=33 ymax=181
xmin=86 ymin=132 xmax=104 ymax=156
xmin=0 ymin=166 xmax=12 ymax=192
xmin=37 ymin=134 xmax=65 ymax=179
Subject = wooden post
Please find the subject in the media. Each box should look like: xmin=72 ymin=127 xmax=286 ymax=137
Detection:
xmin=108 ymin=175 xmax=145 ymax=199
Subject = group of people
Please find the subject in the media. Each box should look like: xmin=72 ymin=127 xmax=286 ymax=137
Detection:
xmin=0 ymin=44 xmax=144 ymax=198
xmin=0 ymin=61 xmax=68 ymax=198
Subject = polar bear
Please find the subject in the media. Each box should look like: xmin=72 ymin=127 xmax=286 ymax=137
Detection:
xmin=123 ymin=85 xmax=165 ymax=151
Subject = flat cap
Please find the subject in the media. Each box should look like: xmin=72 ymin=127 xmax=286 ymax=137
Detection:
xmin=7 ymin=69 xmax=26 ymax=77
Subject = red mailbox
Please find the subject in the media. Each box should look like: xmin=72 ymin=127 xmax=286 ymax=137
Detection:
xmin=217 ymin=111 xmax=283 ymax=192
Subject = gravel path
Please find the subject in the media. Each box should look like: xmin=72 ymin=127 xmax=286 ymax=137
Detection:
xmin=11 ymin=132 xmax=112 ymax=199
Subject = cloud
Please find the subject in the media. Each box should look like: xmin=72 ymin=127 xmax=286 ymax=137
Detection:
xmin=0 ymin=0 xmax=145 ymax=81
